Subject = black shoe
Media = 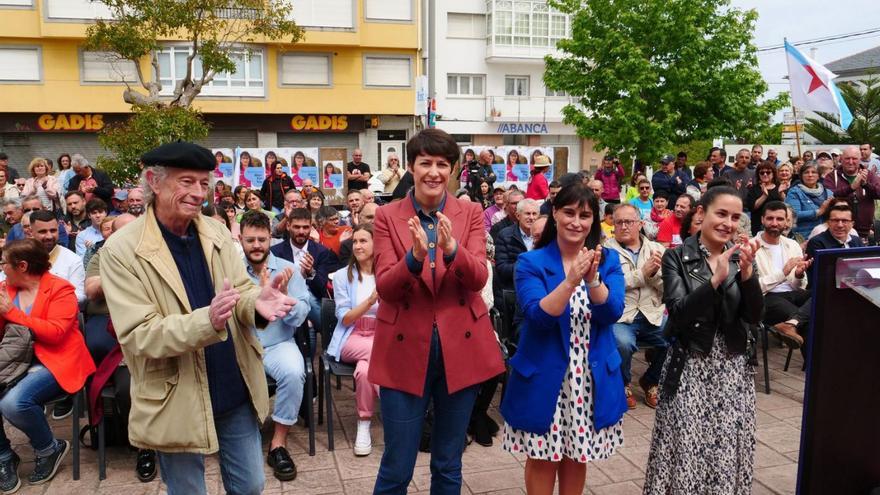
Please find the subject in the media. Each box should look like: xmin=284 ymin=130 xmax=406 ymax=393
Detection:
xmin=136 ymin=449 xmax=156 ymax=483
xmin=472 ymin=415 xmax=493 ymax=447
xmin=28 ymin=439 xmax=69 ymax=485
xmin=267 ymin=447 xmax=297 ymax=482
xmin=0 ymin=452 xmax=20 ymax=494
xmin=50 ymin=397 xmax=73 ymax=421
xmin=486 ymin=415 xmax=500 ymax=436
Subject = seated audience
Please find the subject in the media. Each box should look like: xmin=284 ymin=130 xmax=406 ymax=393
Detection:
xmin=604 ymin=203 xmax=668 ymax=409
xmin=326 ymin=224 xmax=380 ymax=456
xmin=785 ymin=163 xmax=833 ymax=240
xmin=656 ymin=194 xmax=695 ymax=248
xmin=806 ymin=203 xmax=863 ymax=259
xmin=490 ymin=190 xmax=525 ymax=242
xmin=629 ymin=179 xmax=653 ymax=220
xmin=239 ymin=211 xmax=310 ymax=481
xmin=74 ymin=199 xmax=108 ymax=257
xmin=316 ymin=206 xmax=352 ymax=256
xmin=495 ymin=199 xmax=539 ymax=291
xmin=6 ymin=196 xmax=69 ymax=246
xmin=236 ymin=190 xmax=276 ymax=222
xmin=0 ymin=239 xmax=95 ymax=490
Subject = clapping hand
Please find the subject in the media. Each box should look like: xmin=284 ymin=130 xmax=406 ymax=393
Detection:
xmin=408 ymin=217 xmax=429 ymax=262
xmin=782 ymin=257 xmax=800 ymax=276
xmin=436 ymin=212 xmax=457 ymax=255
xmin=255 ymin=268 xmax=296 ymax=323
xmin=737 ymin=239 xmax=759 ymax=281
xmin=209 ymin=278 xmax=241 ymax=331
xmin=582 ymin=246 xmax=602 ymax=285
xmin=300 ymin=252 xmax=315 ymax=279
xmin=794 ymin=258 xmax=813 ymax=278
xmin=563 ymin=247 xmax=593 ymax=290
xmin=642 ymin=251 xmax=663 ymax=278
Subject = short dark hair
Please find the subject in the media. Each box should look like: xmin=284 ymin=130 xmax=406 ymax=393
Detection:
xmin=652 ymin=191 xmax=668 ymax=201
xmin=29 ymin=209 xmax=56 ymax=225
xmin=699 ymin=185 xmax=741 ymax=211
xmin=86 ymin=198 xmax=108 ymax=215
xmin=0 ymin=153 xmax=7 ymax=161
xmin=3 ymin=239 xmax=50 ymax=275
xmin=239 ymin=209 xmax=271 ymax=233
xmin=604 ymin=203 xmax=615 ymax=216
xmin=288 ymin=207 xmax=312 ymax=223
xmin=405 ymin=129 xmax=459 ymax=168
xmin=346 ymin=189 xmax=363 ymax=198
xmin=65 ymin=190 xmax=85 ymax=201
xmin=828 ymin=203 xmax=853 ymax=218
xmin=316 ymin=206 xmax=339 ymax=224
xmin=677 ymin=151 xmax=687 ymax=158
xmin=548 ymin=180 xmax=560 ymax=188
xmin=762 ymin=200 xmax=788 ymax=217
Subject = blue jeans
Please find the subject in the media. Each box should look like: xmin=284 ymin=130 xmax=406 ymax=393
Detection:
xmin=373 ymin=329 xmax=479 ymax=495
xmin=0 ymin=365 xmax=62 ymax=461
xmin=263 ymin=340 xmax=306 ymax=426
xmin=612 ymin=312 xmax=669 ymax=386
xmin=158 ymin=402 xmax=264 ymax=495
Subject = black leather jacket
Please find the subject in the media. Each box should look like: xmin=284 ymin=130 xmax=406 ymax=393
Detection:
xmin=661 ymin=234 xmax=764 ymax=356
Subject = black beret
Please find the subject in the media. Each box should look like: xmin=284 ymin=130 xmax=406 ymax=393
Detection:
xmin=140 ymin=141 xmax=214 ymax=171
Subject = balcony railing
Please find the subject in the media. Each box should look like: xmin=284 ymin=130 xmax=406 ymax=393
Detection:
xmin=486 ymin=95 xmax=572 ymax=122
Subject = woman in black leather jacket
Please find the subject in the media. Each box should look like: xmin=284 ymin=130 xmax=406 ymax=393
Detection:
xmin=643 ymin=185 xmax=763 ymax=495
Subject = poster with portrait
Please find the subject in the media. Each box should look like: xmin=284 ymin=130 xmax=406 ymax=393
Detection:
xmin=496 ymin=146 xmax=530 ymax=187
xmin=233 ymin=148 xmax=266 ymax=189
xmin=319 ymin=148 xmax=348 ymax=205
xmin=458 ymin=146 xmax=493 ymax=187
xmin=211 ymin=149 xmax=234 ymax=186
xmin=528 ymin=147 xmax=555 ymax=182
xmin=284 ymin=148 xmax=319 ymax=188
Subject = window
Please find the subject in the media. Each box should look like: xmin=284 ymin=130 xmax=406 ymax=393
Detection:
xmin=0 ymin=47 xmax=40 ymax=82
xmin=447 ymin=74 xmax=484 ymax=97
xmin=488 ymin=0 xmax=570 ymax=48
xmin=0 ymin=0 xmax=32 ymax=6
xmin=46 ymin=0 xmax=113 ymax=19
xmin=447 ymin=13 xmax=487 ymax=39
xmin=289 ymin=0 xmax=354 ymax=28
xmin=156 ymin=46 xmax=264 ymax=97
xmin=545 ymin=87 xmax=566 ymax=97
xmin=364 ymin=56 xmax=411 ymax=88
xmin=365 ymin=0 xmax=412 ymax=21
xmin=505 ymin=76 xmax=529 ymax=96
xmin=81 ymin=51 xmax=138 ymax=83
xmin=280 ymin=53 xmax=331 ymax=86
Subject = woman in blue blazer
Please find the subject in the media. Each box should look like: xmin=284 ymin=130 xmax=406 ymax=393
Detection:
xmin=500 ymin=183 xmax=627 ymax=495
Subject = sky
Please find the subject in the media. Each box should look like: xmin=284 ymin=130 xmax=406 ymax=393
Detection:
xmin=730 ymin=0 xmax=880 ymax=121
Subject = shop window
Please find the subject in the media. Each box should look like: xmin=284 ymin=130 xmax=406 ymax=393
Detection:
xmin=365 ymin=0 xmax=412 ymax=21
xmin=81 ymin=51 xmax=138 ymax=83
xmin=156 ymin=46 xmax=264 ymax=97
xmin=280 ymin=53 xmax=331 ymax=86
xmin=0 ymin=47 xmax=40 ymax=82
xmin=364 ymin=56 xmax=412 ymax=88
xmin=447 ymin=13 xmax=487 ymax=38
xmin=289 ymin=0 xmax=354 ymax=29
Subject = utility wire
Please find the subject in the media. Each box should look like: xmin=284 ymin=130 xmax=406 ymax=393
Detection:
xmin=756 ymin=27 xmax=880 ymax=52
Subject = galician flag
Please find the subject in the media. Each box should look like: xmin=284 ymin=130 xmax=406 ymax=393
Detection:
xmin=785 ymin=39 xmax=853 ymax=129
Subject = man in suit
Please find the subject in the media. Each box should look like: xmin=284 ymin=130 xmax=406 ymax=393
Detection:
xmin=271 ymin=208 xmax=339 ymax=330
xmin=806 ymin=203 xmax=863 ymax=259
xmin=489 ymin=189 xmax=524 ymax=242
xmin=495 ymin=198 xmax=539 ymax=291
xmin=370 ymin=129 xmax=505 ymax=494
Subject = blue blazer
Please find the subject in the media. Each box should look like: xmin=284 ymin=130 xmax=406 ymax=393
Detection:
xmin=500 ymin=239 xmax=627 ymax=434
xmin=270 ymin=239 xmax=339 ymax=299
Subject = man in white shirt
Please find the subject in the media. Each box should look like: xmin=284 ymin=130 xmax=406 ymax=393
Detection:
xmin=859 ymin=143 xmax=880 ymax=174
xmin=754 ymin=201 xmax=811 ymax=349
xmin=17 ymin=210 xmax=86 ymax=303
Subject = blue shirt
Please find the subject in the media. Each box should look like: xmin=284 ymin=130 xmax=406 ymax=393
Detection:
xmin=629 ymin=197 xmax=653 ymax=220
xmin=404 ymin=192 xmax=457 ymax=276
xmin=158 ymin=220 xmax=248 ymax=416
xmin=243 ymin=253 xmax=310 ymax=349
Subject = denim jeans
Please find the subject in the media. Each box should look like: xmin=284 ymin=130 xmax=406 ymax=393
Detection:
xmin=373 ymin=329 xmax=479 ymax=495
xmin=263 ymin=340 xmax=306 ymax=426
xmin=0 ymin=364 xmax=62 ymax=461
xmin=158 ymin=402 xmax=264 ymax=495
xmin=612 ymin=312 xmax=669 ymax=386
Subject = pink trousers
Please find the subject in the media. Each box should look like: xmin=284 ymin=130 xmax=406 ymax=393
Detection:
xmin=339 ymin=324 xmax=380 ymax=419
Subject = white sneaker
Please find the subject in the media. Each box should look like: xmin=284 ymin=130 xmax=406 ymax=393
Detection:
xmin=354 ymin=419 xmax=372 ymax=456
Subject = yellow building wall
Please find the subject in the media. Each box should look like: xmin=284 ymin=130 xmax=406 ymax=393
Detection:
xmin=0 ymin=3 xmax=420 ymax=116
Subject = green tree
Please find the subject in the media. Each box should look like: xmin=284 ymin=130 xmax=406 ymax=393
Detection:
xmin=97 ymin=105 xmax=210 ymax=185
xmin=804 ymin=77 xmax=880 ymax=145
xmin=85 ymin=0 xmax=303 ymax=107
xmin=545 ymin=0 xmax=786 ymax=166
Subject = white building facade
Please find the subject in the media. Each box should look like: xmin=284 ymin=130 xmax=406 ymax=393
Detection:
xmin=431 ymin=0 xmax=604 ymax=177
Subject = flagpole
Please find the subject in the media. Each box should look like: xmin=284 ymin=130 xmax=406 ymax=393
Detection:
xmin=782 ymin=38 xmax=803 ymax=159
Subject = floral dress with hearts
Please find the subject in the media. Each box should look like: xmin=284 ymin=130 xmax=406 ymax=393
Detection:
xmin=501 ymin=283 xmax=625 ymax=462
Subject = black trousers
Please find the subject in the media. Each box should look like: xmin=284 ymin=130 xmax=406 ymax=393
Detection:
xmin=764 ymin=289 xmax=811 ymax=329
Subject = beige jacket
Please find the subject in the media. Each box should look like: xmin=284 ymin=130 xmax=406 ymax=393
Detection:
xmin=604 ymin=236 xmax=666 ymax=326
xmin=99 ymin=207 xmax=268 ymax=454
xmin=753 ymin=233 xmax=806 ymax=294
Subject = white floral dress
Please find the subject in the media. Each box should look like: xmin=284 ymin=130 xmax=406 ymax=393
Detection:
xmin=501 ymin=284 xmax=625 ymax=462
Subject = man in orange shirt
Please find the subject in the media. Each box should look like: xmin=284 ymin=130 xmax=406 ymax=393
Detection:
xmin=316 ymin=206 xmax=351 ymax=256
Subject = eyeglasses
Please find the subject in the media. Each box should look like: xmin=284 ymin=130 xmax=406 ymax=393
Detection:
xmin=759 ymin=170 xmax=774 ymax=175
xmin=639 ymin=186 xmax=650 ymax=190
xmin=613 ymin=219 xmax=639 ymax=228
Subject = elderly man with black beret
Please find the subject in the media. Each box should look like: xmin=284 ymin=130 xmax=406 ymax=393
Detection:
xmin=99 ymin=141 xmax=296 ymax=495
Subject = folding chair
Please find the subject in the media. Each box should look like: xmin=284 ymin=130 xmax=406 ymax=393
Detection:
xmin=316 ymin=298 xmax=355 ymax=452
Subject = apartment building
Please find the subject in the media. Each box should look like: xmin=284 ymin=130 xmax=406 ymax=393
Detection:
xmin=0 ymin=0 xmax=420 ymax=172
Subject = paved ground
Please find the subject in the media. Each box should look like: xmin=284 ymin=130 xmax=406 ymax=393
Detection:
xmin=8 ymin=343 xmax=805 ymax=494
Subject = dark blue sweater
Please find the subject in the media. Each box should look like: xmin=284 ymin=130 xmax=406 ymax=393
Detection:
xmin=158 ymin=220 xmax=248 ymax=416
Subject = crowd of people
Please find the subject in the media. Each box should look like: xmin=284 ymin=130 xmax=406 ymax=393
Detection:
xmin=0 ymin=137 xmax=872 ymax=495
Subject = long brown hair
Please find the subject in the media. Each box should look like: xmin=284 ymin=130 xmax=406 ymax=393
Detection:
xmin=347 ymin=223 xmax=374 ymax=283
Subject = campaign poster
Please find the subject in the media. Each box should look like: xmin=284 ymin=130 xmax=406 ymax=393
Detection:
xmin=319 ymin=147 xmax=348 ymax=205
xmin=234 ymin=148 xmax=266 ymax=189
xmin=212 ymin=149 xmax=234 ymax=186
xmin=496 ymin=146 xmax=530 ymax=188
xmin=285 ymin=148 xmax=319 ymax=188
xmin=528 ymin=147 xmax=555 ymax=182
